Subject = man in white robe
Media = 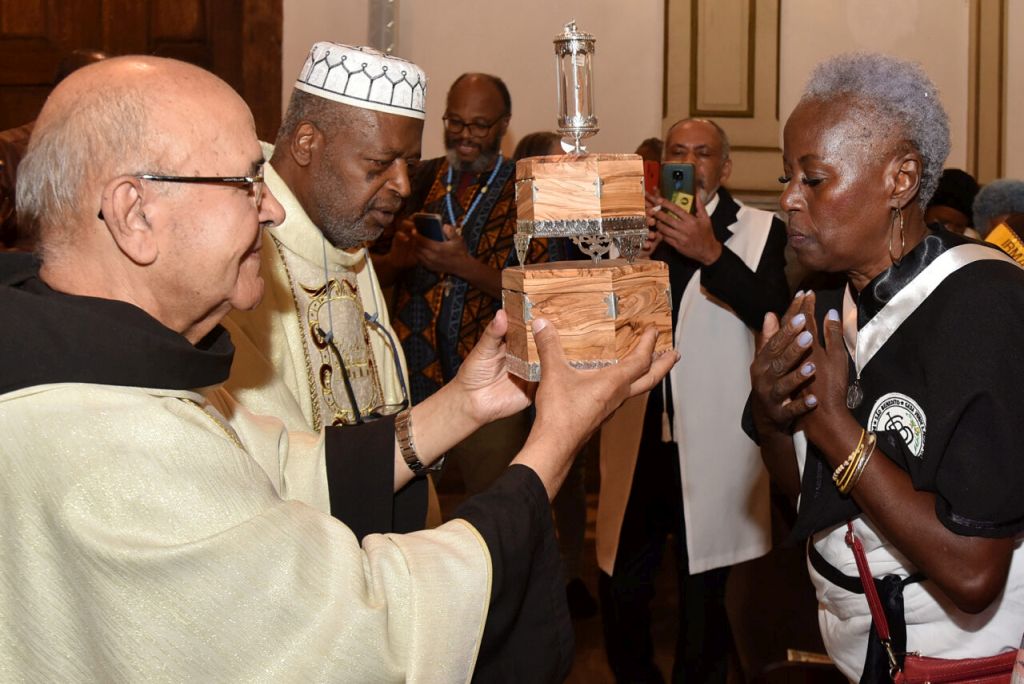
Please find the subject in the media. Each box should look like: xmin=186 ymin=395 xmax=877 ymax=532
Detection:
xmin=224 ymin=42 xmax=433 ymax=533
xmin=0 ymin=55 xmax=675 ymax=682
xmin=225 ymin=42 xmax=418 ymax=434
xmin=598 ymin=119 xmax=790 ymax=682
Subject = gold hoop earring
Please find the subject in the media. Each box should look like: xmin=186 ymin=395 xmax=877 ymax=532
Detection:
xmin=889 ymin=207 xmax=905 ymax=265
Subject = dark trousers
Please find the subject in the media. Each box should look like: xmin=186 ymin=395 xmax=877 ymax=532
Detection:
xmin=599 ymin=404 xmax=732 ymax=684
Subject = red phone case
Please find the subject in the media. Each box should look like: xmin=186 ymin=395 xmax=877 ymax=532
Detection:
xmin=643 ymin=160 xmax=660 ymax=196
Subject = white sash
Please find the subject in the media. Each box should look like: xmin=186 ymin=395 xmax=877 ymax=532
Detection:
xmin=598 ymin=200 xmax=778 ymax=574
xmin=797 ymin=243 xmax=1017 ymax=484
xmin=842 ymin=244 xmax=1018 ymax=374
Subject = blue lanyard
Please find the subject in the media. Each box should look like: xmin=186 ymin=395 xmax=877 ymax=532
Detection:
xmin=444 ymin=155 xmax=504 ymax=229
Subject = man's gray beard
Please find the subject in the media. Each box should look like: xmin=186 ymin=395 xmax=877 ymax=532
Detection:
xmin=320 ymin=215 xmax=380 ymax=250
xmin=446 ymin=148 xmax=501 ymax=174
xmin=311 ymin=168 xmax=381 ymax=249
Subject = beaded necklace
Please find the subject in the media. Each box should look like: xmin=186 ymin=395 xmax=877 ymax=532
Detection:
xmin=444 ymin=154 xmax=504 ymax=230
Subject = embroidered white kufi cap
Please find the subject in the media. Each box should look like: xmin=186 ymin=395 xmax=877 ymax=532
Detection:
xmin=294 ymin=42 xmax=427 ymax=119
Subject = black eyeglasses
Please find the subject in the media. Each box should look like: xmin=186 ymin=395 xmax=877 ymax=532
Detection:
xmin=97 ymin=172 xmax=265 ymax=220
xmin=442 ymin=114 xmax=507 ymax=137
xmin=138 ymin=173 xmax=265 ymax=205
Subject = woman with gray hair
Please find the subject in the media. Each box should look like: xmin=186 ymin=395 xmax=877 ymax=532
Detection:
xmin=750 ymin=53 xmax=1024 ymax=681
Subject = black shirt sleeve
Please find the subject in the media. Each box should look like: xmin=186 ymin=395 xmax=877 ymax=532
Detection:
xmin=700 ymin=215 xmax=790 ymax=329
xmin=323 ymin=416 xmax=428 ymax=541
xmin=454 ymin=464 xmax=574 ymax=683
xmin=920 ymin=265 xmax=1024 ymax=537
xmin=789 ymin=267 xmax=1024 ymax=541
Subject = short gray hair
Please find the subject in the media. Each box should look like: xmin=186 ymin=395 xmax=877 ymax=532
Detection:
xmin=801 ymin=53 xmax=950 ymax=208
xmin=17 ymin=85 xmax=155 ymax=251
xmin=276 ymin=88 xmax=353 ymax=144
xmin=973 ymin=179 xmax=1024 ymax=235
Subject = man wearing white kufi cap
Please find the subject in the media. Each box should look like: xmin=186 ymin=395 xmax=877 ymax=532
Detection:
xmin=225 ymin=43 xmax=433 ymax=538
xmin=1 ymin=53 xmax=678 ymax=682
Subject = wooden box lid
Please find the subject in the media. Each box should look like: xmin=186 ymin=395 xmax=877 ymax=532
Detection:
xmin=515 ymin=153 xmax=643 ymax=182
xmin=502 ymin=258 xmax=663 ymax=293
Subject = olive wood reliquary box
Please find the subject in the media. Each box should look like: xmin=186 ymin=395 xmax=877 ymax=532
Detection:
xmin=513 ymin=153 xmax=648 ymax=264
xmin=501 ymin=259 xmax=672 ymax=381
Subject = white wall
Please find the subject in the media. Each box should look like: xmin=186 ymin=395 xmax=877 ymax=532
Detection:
xmin=281 ymin=0 xmax=369 ymax=115
xmin=397 ymin=1 xmax=663 ymax=160
xmin=282 ymin=0 xmax=664 ymax=160
xmin=779 ymin=0 xmax=971 ymax=169
xmin=281 ymin=1 xmax=1020 ymax=180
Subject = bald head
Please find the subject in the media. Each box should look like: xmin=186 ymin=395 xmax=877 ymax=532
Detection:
xmin=18 ymin=56 xmax=253 ymax=254
xmin=443 ymin=73 xmax=511 ymax=172
xmin=447 ymin=73 xmax=511 ymax=115
xmin=662 ymin=118 xmax=733 ymax=203
xmin=20 ymin=55 xmax=283 ymax=343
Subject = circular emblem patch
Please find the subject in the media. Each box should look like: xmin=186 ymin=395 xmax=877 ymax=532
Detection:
xmin=868 ymin=393 xmax=927 ymax=458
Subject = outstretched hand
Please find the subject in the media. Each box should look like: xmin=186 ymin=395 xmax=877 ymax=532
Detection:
xmin=451 ymin=310 xmax=533 ymax=425
xmin=511 ymin=319 xmax=677 ymax=499
xmin=532 ymin=319 xmax=677 ymax=460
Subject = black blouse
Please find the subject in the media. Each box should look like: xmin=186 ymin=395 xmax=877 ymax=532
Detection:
xmin=791 ymin=230 xmax=1024 ymax=540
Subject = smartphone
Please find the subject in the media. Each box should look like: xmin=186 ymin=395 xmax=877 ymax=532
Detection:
xmin=642 ymin=160 xmax=661 ymax=196
xmin=412 ymin=212 xmax=446 ymax=241
xmin=660 ymin=163 xmax=696 ymax=214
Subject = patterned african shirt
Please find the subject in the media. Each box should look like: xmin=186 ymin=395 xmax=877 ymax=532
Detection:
xmin=391 ymin=156 xmax=548 ymax=403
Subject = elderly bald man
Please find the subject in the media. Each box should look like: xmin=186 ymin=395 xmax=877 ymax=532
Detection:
xmin=0 ymin=55 xmax=675 ymax=682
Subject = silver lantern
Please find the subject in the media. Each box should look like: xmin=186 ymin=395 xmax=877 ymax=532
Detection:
xmin=554 ymin=20 xmax=598 ymax=153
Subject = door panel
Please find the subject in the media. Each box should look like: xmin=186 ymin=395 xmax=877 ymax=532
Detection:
xmin=0 ymin=0 xmax=281 ymax=139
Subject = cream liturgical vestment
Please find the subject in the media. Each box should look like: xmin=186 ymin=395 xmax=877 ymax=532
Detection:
xmin=0 ymin=266 xmax=491 ymax=682
xmin=225 ymin=151 xmax=407 ymax=433
xmin=0 ymin=255 xmax=574 ymax=682
xmin=0 ymin=385 xmax=490 ymax=682
xmin=224 ymin=155 xmax=434 ymax=534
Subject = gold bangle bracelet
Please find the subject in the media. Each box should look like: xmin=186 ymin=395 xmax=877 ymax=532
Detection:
xmin=838 ymin=431 xmax=875 ymax=493
xmin=837 ymin=432 xmax=870 ymax=493
xmin=840 ymin=432 xmax=876 ymax=495
xmin=833 ymin=428 xmax=867 ymax=485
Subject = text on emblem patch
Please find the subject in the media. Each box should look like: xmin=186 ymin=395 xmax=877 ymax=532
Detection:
xmin=868 ymin=392 xmax=927 ymax=459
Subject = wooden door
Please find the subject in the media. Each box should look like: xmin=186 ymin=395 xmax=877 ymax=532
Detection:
xmin=0 ymin=0 xmax=281 ymax=139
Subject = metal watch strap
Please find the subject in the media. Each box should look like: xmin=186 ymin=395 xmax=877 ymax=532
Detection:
xmin=395 ymin=408 xmax=425 ymax=474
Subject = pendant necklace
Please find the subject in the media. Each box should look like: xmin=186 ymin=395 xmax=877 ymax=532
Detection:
xmin=842 ymin=286 xmax=863 ymax=409
xmin=847 ymin=378 xmax=864 ymax=409
xmin=440 ymin=155 xmax=504 ymax=295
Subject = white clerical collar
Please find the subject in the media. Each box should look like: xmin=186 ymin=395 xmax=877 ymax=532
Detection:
xmin=704 ymin=191 xmax=721 ymax=216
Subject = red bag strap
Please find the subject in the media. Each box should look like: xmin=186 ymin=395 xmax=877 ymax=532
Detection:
xmin=845 ymin=520 xmax=901 ymax=675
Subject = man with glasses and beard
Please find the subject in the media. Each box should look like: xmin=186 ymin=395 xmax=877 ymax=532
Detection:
xmin=376 ymin=73 xmax=550 ymax=497
xmin=224 ymin=43 xmax=435 ymax=537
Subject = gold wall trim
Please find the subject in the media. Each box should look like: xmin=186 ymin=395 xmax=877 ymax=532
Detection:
xmin=665 ymin=0 xmax=780 ymax=195
xmin=688 ymin=0 xmax=756 ymax=117
xmin=968 ymin=0 xmax=1006 ymax=182
xmin=663 ymin=0 xmax=670 ymax=119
